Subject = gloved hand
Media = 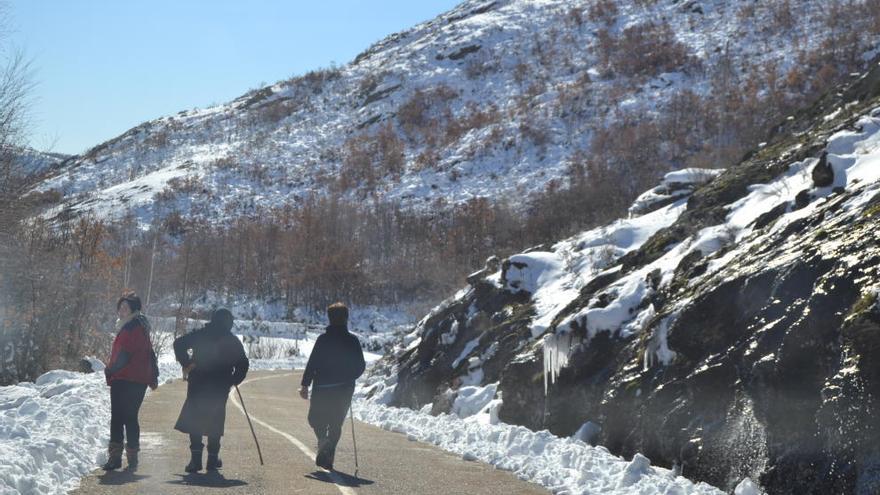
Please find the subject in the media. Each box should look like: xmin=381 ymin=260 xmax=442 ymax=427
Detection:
xmin=182 ymin=363 xmax=196 ymax=381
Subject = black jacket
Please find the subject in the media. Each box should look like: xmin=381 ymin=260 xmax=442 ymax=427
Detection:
xmin=302 ymin=325 xmax=365 ymax=388
xmin=173 ymin=322 xmax=249 ymax=437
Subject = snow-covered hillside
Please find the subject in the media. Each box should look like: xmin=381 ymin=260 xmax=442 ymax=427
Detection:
xmin=11 ymin=148 xmax=67 ymax=179
xmin=30 ymin=0 xmax=880 ymax=226
xmin=365 ymin=59 xmax=880 ymax=494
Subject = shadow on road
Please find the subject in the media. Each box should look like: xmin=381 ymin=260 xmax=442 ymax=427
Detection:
xmin=167 ymin=472 xmax=248 ymax=488
xmin=306 ymin=470 xmax=375 ymax=488
xmin=98 ymin=471 xmax=151 ymax=486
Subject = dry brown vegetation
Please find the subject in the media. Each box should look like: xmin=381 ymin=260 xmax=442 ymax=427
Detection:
xmin=596 ymin=20 xmax=700 ymax=80
xmin=587 ymin=0 xmax=618 ymax=25
xmin=338 ymin=122 xmax=405 ymax=191
xmin=0 ymin=217 xmax=119 ymax=383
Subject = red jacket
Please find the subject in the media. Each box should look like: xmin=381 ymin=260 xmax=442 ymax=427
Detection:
xmin=107 ymin=315 xmax=156 ymax=386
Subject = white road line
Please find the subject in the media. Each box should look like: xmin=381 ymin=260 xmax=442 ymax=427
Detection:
xmin=229 ymin=373 xmax=357 ymax=495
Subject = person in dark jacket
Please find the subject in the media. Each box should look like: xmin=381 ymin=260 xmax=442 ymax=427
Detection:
xmin=173 ymin=308 xmax=249 ymax=473
xmin=103 ymin=292 xmax=159 ymax=471
xmin=299 ymin=302 xmax=366 ymax=470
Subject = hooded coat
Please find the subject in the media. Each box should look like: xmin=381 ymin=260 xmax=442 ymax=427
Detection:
xmin=173 ymin=310 xmax=248 ymax=437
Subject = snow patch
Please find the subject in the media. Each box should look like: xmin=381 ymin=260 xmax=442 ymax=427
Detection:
xmin=734 ymin=477 xmax=765 ymax=495
xmin=353 ymin=399 xmax=724 ymax=495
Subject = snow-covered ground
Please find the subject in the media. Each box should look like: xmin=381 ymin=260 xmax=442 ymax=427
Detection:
xmin=0 ymin=361 xmax=109 ymax=495
xmin=352 ymin=398 xmax=736 ymax=495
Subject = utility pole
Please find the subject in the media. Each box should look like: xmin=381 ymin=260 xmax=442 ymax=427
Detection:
xmin=145 ymin=233 xmax=158 ymax=311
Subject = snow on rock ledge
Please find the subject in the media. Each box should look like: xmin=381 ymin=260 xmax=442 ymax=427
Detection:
xmin=629 ymin=168 xmax=723 ymax=217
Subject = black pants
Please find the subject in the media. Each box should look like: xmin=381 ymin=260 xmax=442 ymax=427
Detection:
xmin=189 ymin=434 xmax=221 ymax=455
xmin=110 ymin=380 xmax=147 ymax=449
xmin=307 ymin=383 xmax=354 ymax=466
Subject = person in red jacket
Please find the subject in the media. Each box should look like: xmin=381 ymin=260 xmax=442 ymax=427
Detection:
xmin=102 ymin=292 xmax=158 ymax=471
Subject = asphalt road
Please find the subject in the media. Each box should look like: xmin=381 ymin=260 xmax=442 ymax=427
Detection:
xmin=72 ymin=370 xmax=549 ymax=494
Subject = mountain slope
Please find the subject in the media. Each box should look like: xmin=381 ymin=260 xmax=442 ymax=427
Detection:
xmin=30 ymin=0 xmax=880 ymax=226
xmin=365 ymin=58 xmax=880 ymax=494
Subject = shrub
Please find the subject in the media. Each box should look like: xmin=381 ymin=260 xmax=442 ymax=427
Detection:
xmin=357 ymin=70 xmax=387 ymax=98
xmin=444 ymin=102 xmax=500 ymax=145
xmin=153 ymin=187 xmax=177 ymax=204
xmin=769 ymin=0 xmax=795 ymax=32
xmin=464 ymin=58 xmax=500 ymax=79
xmin=211 ymin=156 xmax=237 ymax=170
xmin=246 ymin=162 xmax=270 ymax=184
xmin=289 ymin=66 xmax=343 ymax=95
xmin=166 ymin=175 xmax=202 ymax=194
xmin=588 ymin=0 xmax=618 ymax=25
xmin=338 ymin=123 xmax=405 ymax=190
xmin=615 ymin=21 xmax=698 ymax=78
xmin=595 ymin=21 xmax=698 ymax=80
xmin=256 ymin=99 xmax=295 ymax=124
xmin=567 ymin=6 xmax=584 ymax=27
xmin=397 ymin=85 xmax=458 ymax=142
xmin=146 ymin=130 xmax=169 ymax=149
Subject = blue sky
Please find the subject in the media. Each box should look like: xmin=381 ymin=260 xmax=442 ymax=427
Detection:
xmin=7 ymin=1 xmax=460 ymax=155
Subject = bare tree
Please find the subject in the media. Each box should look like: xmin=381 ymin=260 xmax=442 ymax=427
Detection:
xmin=0 ymin=2 xmax=34 ymax=232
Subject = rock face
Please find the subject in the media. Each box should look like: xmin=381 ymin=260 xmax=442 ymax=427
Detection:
xmin=367 ymin=59 xmax=880 ymax=494
xmin=78 ymin=359 xmax=94 ymax=373
xmin=812 ymin=151 xmax=834 ymax=187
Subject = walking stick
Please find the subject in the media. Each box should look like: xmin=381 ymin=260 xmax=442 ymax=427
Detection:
xmin=349 ymin=406 xmax=359 ymax=477
xmin=235 ymin=384 xmax=264 ymax=466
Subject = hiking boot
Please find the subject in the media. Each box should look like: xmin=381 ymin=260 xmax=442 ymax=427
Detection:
xmin=206 ymin=454 xmax=223 ymax=471
xmin=185 ymin=448 xmax=203 ymax=473
xmin=101 ymin=442 xmax=124 ymax=471
xmin=315 ymin=452 xmax=333 ymax=471
xmin=125 ymin=447 xmax=139 ymax=471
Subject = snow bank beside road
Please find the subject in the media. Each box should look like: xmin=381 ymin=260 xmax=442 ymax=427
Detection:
xmin=353 ymin=399 xmax=725 ymax=495
xmin=0 ymin=361 xmax=110 ymax=495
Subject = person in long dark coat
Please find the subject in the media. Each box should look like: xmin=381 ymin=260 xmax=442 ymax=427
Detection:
xmin=173 ymin=308 xmax=249 ymax=472
xmin=298 ymin=302 xmax=365 ymax=470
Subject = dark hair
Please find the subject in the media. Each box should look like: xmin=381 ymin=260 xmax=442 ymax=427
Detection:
xmin=117 ymin=292 xmax=142 ymax=313
xmin=327 ymin=302 xmax=349 ymax=326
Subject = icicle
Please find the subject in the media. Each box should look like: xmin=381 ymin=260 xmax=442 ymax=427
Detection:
xmin=643 ymin=314 xmax=677 ymax=371
xmin=543 ymin=331 xmax=575 ymax=395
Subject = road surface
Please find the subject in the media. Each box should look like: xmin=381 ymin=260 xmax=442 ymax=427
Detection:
xmin=73 ymin=370 xmax=548 ymax=494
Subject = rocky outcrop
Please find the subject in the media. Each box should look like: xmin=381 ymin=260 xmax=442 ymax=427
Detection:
xmin=812 ymin=151 xmax=834 ymax=187
xmin=371 ymin=58 xmax=880 ymax=494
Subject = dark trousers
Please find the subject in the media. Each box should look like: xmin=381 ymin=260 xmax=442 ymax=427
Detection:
xmin=189 ymin=433 xmax=221 ymax=455
xmin=110 ymin=380 xmax=147 ymax=449
xmin=307 ymin=383 xmax=354 ymax=466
